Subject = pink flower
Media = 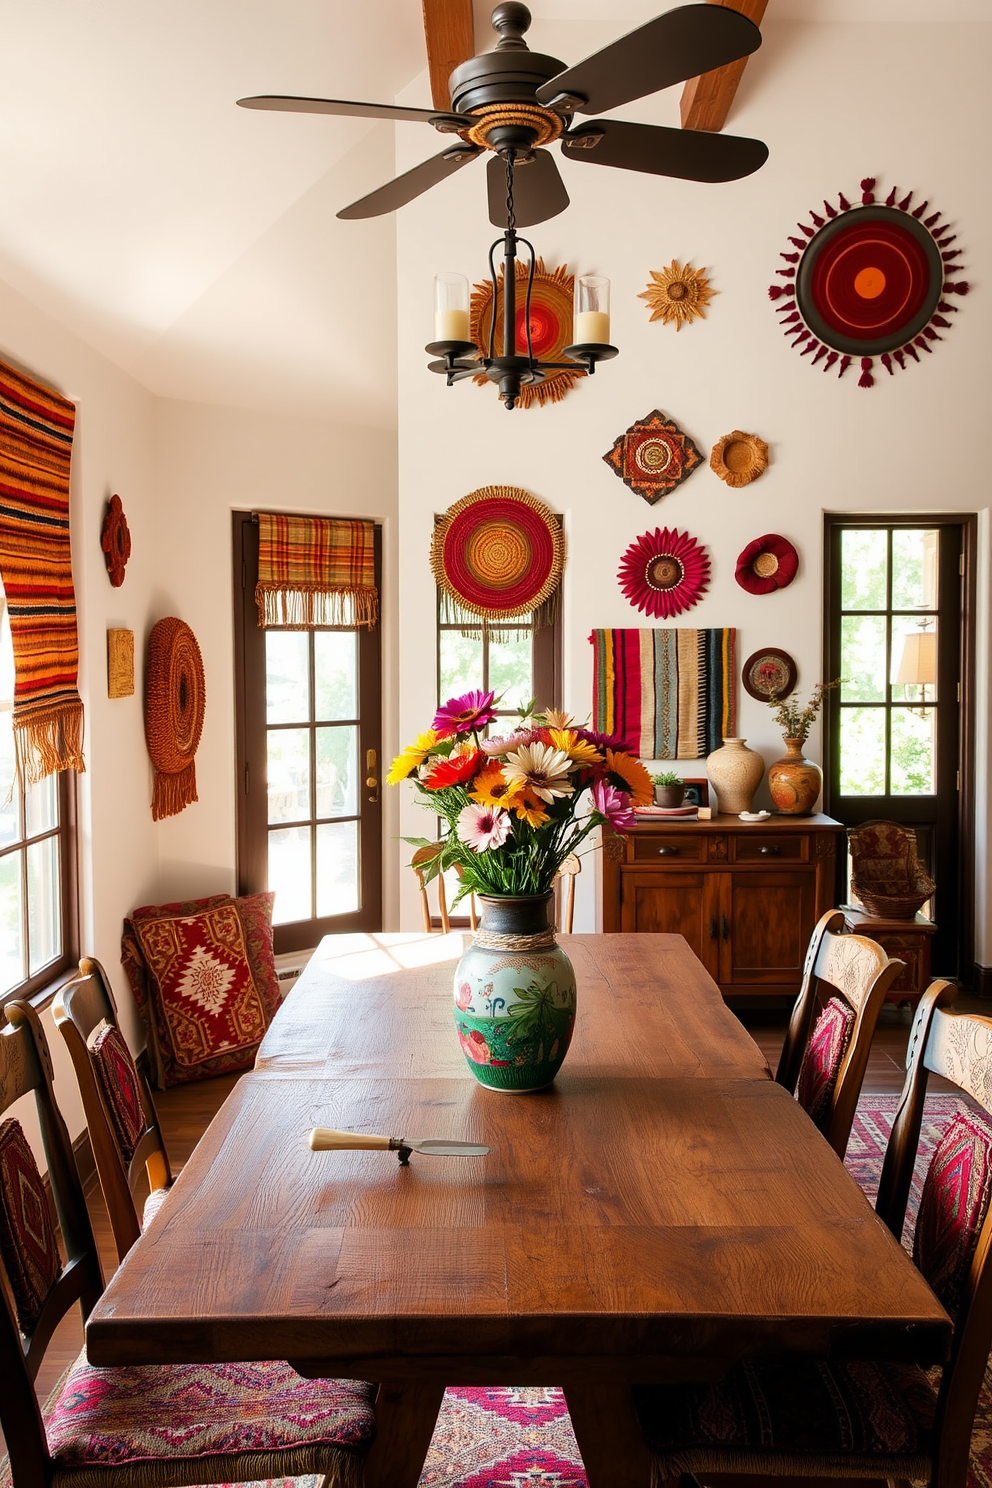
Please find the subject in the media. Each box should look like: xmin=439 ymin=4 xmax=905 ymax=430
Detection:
xmin=457 ymin=802 xmax=512 ymax=852
xmin=480 ymin=729 xmax=534 ymax=756
xmin=458 ymin=1028 xmax=491 ymax=1064
xmin=455 ymin=982 xmax=473 ymax=1010
xmin=591 ymin=779 xmax=638 ymax=834
xmin=432 ymin=690 xmax=497 ymax=739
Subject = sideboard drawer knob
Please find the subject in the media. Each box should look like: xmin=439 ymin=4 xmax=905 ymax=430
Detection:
xmin=657 ymin=846 xmax=679 ymax=856
xmin=759 ymin=845 xmax=780 ymax=856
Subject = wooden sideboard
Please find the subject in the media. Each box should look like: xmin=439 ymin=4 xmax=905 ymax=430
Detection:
xmin=602 ymin=814 xmax=844 ymax=999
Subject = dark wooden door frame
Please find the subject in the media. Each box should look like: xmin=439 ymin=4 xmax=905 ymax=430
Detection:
xmin=822 ymin=512 xmax=977 ymax=986
xmin=232 ymin=511 xmax=383 ymax=953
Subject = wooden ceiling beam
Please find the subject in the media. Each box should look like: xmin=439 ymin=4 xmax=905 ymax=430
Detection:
xmin=422 ymin=0 xmax=476 ymax=111
xmin=680 ymin=0 xmax=767 ymax=133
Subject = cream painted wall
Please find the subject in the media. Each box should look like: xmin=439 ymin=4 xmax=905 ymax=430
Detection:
xmin=394 ymin=20 xmax=992 ymax=951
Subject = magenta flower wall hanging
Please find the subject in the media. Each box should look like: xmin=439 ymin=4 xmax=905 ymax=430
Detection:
xmin=618 ymin=528 xmax=710 ymax=619
xmin=769 ymin=176 xmax=968 ymax=388
xmin=603 ymin=410 xmax=702 ymax=505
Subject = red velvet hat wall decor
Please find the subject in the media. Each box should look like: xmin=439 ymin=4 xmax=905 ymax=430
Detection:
xmin=769 ymin=176 xmax=967 ymax=388
xmin=735 ymin=534 xmax=799 ymax=595
xmin=603 ymin=410 xmax=702 ymax=505
xmin=618 ymin=528 xmax=710 ymax=619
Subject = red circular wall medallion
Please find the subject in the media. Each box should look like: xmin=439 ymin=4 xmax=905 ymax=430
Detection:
xmin=431 ymin=487 xmax=565 ymax=620
xmin=100 ymin=494 xmax=131 ymax=587
xmin=735 ymin=534 xmax=799 ymax=595
xmin=618 ymin=528 xmax=710 ymax=619
xmin=769 ymin=177 xmax=968 ymax=387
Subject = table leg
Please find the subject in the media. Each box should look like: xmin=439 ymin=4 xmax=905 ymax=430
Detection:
xmin=362 ymin=1379 xmax=447 ymax=1488
xmin=562 ymin=1382 xmax=653 ymax=1488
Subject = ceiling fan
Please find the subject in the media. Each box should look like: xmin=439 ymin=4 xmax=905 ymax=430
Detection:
xmin=238 ymin=1 xmax=769 ymax=229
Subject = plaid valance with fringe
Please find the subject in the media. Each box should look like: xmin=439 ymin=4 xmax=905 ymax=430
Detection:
xmin=254 ymin=513 xmax=378 ymax=630
xmin=0 ymin=359 xmax=84 ymax=785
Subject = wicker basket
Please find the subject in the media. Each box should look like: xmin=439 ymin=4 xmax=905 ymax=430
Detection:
xmin=849 ymin=819 xmax=935 ymax=922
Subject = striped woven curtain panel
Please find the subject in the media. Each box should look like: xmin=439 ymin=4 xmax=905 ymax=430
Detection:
xmin=590 ymin=628 xmax=738 ymax=760
xmin=0 ymin=360 xmax=84 ymax=785
xmin=254 ymin=513 xmax=378 ymax=629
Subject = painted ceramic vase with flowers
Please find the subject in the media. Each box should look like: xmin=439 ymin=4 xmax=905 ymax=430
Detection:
xmin=388 ymin=690 xmax=652 ymax=1091
xmin=767 ymin=680 xmax=840 ymax=815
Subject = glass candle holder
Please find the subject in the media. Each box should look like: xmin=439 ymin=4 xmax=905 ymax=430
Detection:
xmin=434 ymin=272 xmax=470 ymax=344
xmin=574 ymin=275 xmax=611 ymax=346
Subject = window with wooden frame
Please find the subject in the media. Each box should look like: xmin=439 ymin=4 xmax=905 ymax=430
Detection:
xmin=0 ymin=587 xmax=77 ymax=1004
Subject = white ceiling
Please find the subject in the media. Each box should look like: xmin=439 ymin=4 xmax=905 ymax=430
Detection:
xmin=0 ymin=1 xmax=985 ymax=419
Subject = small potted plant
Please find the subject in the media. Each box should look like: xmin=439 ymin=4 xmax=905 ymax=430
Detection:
xmin=651 ymin=770 xmax=685 ymax=808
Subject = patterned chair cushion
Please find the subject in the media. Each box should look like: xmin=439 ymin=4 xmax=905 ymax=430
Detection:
xmin=633 ymin=1354 xmax=936 ymax=1479
xmin=91 ymin=1025 xmax=146 ymax=1163
xmin=45 ymin=1351 xmax=375 ymax=1467
xmin=914 ymin=1109 xmax=992 ymax=1315
xmin=0 ymin=1118 xmax=61 ymax=1332
xmin=795 ymin=996 xmax=856 ymax=1130
xmin=122 ymin=893 xmax=281 ymax=1088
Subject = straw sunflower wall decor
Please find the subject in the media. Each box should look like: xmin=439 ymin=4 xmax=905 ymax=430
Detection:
xmin=618 ymin=527 xmax=710 ymax=620
xmin=770 ymin=176 xmax=968 ymax=388
xmin=470 ymin=259 xmax=581 ymax=409
xmin=603 ymin=410 xmax=702 ymax=506
xmin=639 ymin=260 xmax=716 ymax=330
xmin=431 ymin=486 xmax=565 ymax=629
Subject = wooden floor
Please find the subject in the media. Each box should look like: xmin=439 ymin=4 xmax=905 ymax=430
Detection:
xmin=5 ymin=994 xmax=980 ymax=1464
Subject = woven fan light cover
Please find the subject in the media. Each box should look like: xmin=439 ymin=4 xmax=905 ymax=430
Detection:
xmin=144 ymin=617 xmax=205 ymax=821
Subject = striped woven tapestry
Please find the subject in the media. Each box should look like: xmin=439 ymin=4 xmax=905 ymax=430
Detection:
xmin=255 ymin=513 xmax=378 ymax=629
xmin=590 ymin=628 xmax=737 ymax=760
xmin=0 ymin=360 xmax=84 ymax=785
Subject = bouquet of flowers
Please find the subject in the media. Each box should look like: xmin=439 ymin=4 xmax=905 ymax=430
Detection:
xmin=767 ymin=679 xmax=840 ymax=743
xmin=387 ymin=689 xmax=653 ymax=900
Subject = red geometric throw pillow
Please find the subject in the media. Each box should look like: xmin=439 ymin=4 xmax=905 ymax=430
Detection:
xmin=914 ymin=1110 xmax=992 ymax=1315
xmin=795 ymin=996 xmax=856 ymax=1132
xmin=91 ymin=1025 xmax=147 ymax=1163
xmin=0 ymin=1118 xmax=61 ymax=1332
xmin=132 ymin=902 xmax=271 ymax=1086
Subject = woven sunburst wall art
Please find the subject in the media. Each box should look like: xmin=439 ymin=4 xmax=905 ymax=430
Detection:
xmin=603 ymin=410 xmax=702 ymax=506
xmin=470 ymin=259 xmax=581 ymax=409
xmin=431 ymin=487 xmax=565 ymax=627
xmin=639 ymin=260 xmax=716 ymax=330
xmin=769 ymin=176 xmax=968 ymax=388
xmin=618 ymin=528 xmax=710 ymax=620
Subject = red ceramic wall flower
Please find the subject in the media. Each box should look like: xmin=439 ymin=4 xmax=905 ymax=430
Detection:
xmin=617 ymin=527 xmax=710 ymax=619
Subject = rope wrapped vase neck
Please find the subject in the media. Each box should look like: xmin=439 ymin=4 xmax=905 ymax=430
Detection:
xmin=472 ymin=927 xmax=557 ymax=952
xmin=144 ymin=617 xmax=205 ymax=821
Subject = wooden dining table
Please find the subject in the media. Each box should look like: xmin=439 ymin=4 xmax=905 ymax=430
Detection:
xmin=87 ymin=932 xmax=951 ymax=1488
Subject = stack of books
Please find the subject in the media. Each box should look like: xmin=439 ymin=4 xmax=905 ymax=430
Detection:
xmin=634 ymin=803 xmax=698 ymax=819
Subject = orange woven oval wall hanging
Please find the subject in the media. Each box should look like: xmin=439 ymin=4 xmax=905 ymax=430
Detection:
xmin=144 ymin=617 xmax=205 ymax=821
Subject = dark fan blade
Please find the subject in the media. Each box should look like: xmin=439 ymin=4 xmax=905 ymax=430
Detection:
xmin=337 ymin=145 xmax=482 ymax=220
xmin=237 ymin=95 xmax=470 ymax=126
xmin=561 ymin=119 xmax=767 ymax=183
xmin=487 ymin=152 xmax=569 ymax=229
xmin=536 ymin=4 xmax=761 ymax=115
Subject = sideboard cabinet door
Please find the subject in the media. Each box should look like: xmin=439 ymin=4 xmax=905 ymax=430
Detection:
xmin=719 ymin=870 xmax=816 ymax=989
xmin=620 ymin=870 xmax=720 ymax=978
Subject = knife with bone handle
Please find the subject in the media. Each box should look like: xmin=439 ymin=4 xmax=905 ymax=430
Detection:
xmin=308 ymin=1128 xmax=489 ymax=1165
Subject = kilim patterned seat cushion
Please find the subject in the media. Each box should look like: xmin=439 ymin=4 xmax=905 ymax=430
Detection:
xmin=795 ymin=996 xmax=856 ymax=1131
xmin=44 ymin=1351 xmax=376 ymax=1467
xmin=122 ymin=892 xmax=281 ymax=1088
xmin=0 ymin=1118 xmax=61 ymax=1332
xmin=914 ymin=1110 xmax=992 ymax=1315
xmin=633 ymin=1355 xmax=936 ymax=1479
xmin=91 ymin=1025 xmax=146 ymax=1164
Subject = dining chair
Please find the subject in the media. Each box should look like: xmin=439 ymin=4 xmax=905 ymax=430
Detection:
xmin=0 ymin=997 xmax=375 ymax=1488
xmin=633 ymin=979 xmax=992 ymax=1488
xmin=53 ymin=956 xmax=174 ymax=1264
xmin=775 ymin=908 xmax=904 ymax=1158
xmin=411 ymin=844 xmax=478 ymax=931
xmin=556 ymin=852 xmax=581 ymax=934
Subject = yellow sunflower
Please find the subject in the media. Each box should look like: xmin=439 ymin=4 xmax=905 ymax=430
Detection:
xmin=386 ymin=730 xmax=438 ymax=785
xmin=605 ymin=748 xmax=653 ymax=806
xmin=547 ymin=728 xmax=602 ymax=767
xmin=638 ymin=260 xmax=716 ymax=331
xmin=470 ymin=763 xmax=523 ymax=810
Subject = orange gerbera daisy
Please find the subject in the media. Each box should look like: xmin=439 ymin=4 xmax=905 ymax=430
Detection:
xmin=605 ymin=748 xmax=653 ymax=806
xmin=470 ymin=763 xmax=523 ymax=810
xmin=513 ymin=788 xmax=550 ymax=828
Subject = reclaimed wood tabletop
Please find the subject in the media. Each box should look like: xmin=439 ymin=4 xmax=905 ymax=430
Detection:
xmin=86 ymin=933 xmax=950 ymax=1488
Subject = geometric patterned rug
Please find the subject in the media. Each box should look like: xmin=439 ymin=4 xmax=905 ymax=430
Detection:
xmin=4 ymin=1096 xmax=986 ymax=1488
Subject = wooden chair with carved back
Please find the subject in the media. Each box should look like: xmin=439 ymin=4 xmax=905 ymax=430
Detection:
xmin=556 ymin=852 xmax=581 ymax=935
xmin=633 ymin=980 xmax=992 ymax=1488
xmin=53 ymin=956 xmax=174 ymax=1264
xmin=411 ymin=844 xmax=477 ymax=931
xmin=775 ymin=908 xmax=904 ymax=1159
xmin=0 ymin=997 xmax=375 ymax=1488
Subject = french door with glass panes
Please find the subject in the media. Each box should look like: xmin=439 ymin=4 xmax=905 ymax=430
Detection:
xmin=823 ymin=517 xmax=975 ymax=977
xmin=234 ymin=513 xmax=381 ymax=953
